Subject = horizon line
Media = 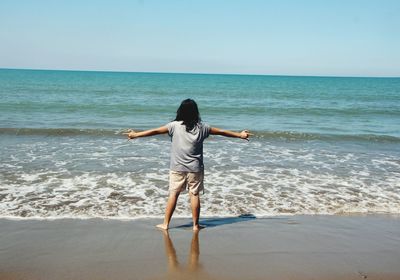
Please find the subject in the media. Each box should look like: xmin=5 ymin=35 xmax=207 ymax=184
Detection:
xmin=1 ymin=67 xmax=399 ymax=79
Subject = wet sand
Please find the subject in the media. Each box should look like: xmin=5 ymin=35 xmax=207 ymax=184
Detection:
xmin=0 ymin=215 xmax=399 ymax=280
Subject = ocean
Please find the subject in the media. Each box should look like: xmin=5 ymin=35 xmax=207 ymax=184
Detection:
xmin=0 ymin=68 xmax=399 ymax=219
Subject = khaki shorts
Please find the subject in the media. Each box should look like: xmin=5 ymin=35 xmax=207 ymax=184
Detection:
xmin=169 ymin=170 xmax=204 ymax=195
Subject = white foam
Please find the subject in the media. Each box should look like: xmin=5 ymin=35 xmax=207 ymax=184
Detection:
xmin=1 ymin=137 xmax=399 ymax=218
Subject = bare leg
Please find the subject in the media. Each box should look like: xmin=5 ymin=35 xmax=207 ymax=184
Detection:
xmin=190 ymin=192 xmax=201 ymax=231
xmin=188 ymin=230 xmax=200 ymax=271
xmin=161 ymin=230 xmax=179 ymax=271
xmin=157 ymin=192 xmax=180 ymax=230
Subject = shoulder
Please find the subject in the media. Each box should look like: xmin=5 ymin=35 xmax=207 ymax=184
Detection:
xmin=198 ymin=122 xmax=211 ymax=136
xmin=167 ymin=121 xmax=183 ymax=128
xmin=166 ymin=121 xmax=183 ymax=135
xmin=199 ymin=122 xmax=210 ymax=129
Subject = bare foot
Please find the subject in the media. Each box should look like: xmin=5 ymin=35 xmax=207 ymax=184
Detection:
xmin=193 ymin=225 xmax=204 ymax=231
xmin=156 ymin=224 xmax=169 ymax=230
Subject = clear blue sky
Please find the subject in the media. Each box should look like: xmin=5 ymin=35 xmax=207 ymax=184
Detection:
xmin=1 ymin=0 xmax=399 ymax=77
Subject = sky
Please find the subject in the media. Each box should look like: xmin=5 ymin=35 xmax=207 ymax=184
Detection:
xmin=0 ymin=0 xmax=399 ymax=77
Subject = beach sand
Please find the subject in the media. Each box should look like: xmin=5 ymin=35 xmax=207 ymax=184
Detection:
xmin=0 ymin=215 xmax=399 ymax=280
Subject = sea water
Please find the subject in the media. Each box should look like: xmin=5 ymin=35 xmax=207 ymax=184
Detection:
xmin=0 ymin=69 xmax=399 ymax=218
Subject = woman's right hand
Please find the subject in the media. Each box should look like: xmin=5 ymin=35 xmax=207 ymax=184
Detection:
xmin=123 ymin=129 xmax=137 ymax=140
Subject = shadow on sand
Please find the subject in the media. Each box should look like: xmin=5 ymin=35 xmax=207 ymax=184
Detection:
xmin=174 ymin=214 xmax=257 ymax=229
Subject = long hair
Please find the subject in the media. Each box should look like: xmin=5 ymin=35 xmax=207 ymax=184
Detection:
xmin=174 ymin=99 xmax=201 ymax=132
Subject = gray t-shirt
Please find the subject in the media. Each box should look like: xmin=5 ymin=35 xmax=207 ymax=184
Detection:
xmin=166 ymin=121 xmax=211 ymax=172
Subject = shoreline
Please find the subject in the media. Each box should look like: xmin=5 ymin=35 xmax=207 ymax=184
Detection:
xmin=1 ymin=212 xmax=399 ymax=222
xmin=1 ymin=214 xmax=399 ymax=280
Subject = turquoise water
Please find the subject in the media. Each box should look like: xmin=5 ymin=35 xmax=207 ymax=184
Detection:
xmin=1 ymin=69 xmax=399 ymax=138
xmin=0 ymin=69 xmax=399 ymax=218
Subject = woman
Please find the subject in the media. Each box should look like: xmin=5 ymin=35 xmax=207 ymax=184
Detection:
xmin=124 ymin=99 xmax=251 ymax=231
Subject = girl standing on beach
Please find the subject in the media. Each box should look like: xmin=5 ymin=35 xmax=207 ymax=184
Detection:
xmin=124 ymin=99 xmax=251 ymax=231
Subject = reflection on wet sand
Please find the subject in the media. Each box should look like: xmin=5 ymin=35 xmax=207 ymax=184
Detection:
xmin=152 ymin=230 xmax=219 ymax=280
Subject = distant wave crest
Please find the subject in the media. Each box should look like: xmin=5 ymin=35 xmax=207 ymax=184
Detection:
xmin=1 ymin=127 xmax=399 ymax=143
xmin=0 ymin=127 xmax=123 ymax=137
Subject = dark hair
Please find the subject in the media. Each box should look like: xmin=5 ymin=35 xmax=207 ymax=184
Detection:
xmin=174 ymin=99 xmax=201 ymax=132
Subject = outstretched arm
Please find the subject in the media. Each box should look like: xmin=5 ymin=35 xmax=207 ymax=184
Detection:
xmin=123 ymin=126 xmax=168 ymax=139
xmin=210 ymin=127 xmax=253 ymax=141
